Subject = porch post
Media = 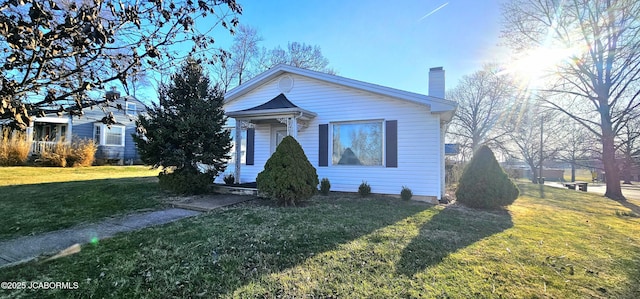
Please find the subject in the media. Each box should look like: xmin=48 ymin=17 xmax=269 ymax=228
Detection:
xmin=234 ymin=119 xmax=242 ymax=184
xmin=440 ymin=122 xmax=447 ymax=200
xmin=290 ymin=116 xmax=298 ymax=139
xmin=66 ymin=115 xmax=73 ymax=142
xmin=26 ymin=124 xmax=34 ymax=155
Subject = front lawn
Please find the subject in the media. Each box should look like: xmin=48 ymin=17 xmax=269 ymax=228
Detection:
xmin=1 ymin=184 xmax=639 ymax=298
xmin=0 ymin=166 xmax=163 ymax=241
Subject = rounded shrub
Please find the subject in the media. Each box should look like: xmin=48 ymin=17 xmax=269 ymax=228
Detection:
xmin=320 ymin=177 xmax=331 ymax=196
xmin=358 ymin=181 xmax=371 ymax=197
xmin=223 ymin=173 xmax=235 ymax=185
xmin=256 ymin=136 xmax=319 ymax=206
xmin=455 ymin=145 xmax=520 ymax=209
xmin=400 ymin=186 xmax=413 ymax=201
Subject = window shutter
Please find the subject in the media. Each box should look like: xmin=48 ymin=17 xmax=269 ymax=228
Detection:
xmin=246 ymin=128 xmax=255 ymax=165
xmin=385 ymin=120 xmax=398 ymax=168
xmin=319 ymin=124 xmax=328 ymax=167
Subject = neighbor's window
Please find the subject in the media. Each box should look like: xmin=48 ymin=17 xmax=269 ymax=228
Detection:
xmin=94 ymin=124 xmax=125 ymax=146
xmin=126 ymin=103 xmax=137 ymax=115
xmin=228 ymin=128 xmax=247 ymax=164
xmin=93 ymin=125 xmax=101 ymax=144
xmin=332 ymin=121 xmax=383 ymax=166
xmin=105 ymin=126 xmax=124 ymax=145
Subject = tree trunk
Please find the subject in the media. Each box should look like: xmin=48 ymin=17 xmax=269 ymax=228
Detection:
xmin=529 ymin=164 xmax=538 ymax=183
xmin=622 ymin=154 xmax=633 ymax=184
xmin=601 ymin=121 xmax=625 ymax=200
xmin=571 ymin=162 xmax=576 ymax=182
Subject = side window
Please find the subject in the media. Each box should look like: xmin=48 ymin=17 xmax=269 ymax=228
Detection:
xmin=126 ymin=103 xmax=137 ymax=115
xmin=94 ymin=125 xmax=101 ymax=145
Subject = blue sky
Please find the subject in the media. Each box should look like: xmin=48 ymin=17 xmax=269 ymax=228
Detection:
xmin=213 ymin=0 xmax=507 ymax=95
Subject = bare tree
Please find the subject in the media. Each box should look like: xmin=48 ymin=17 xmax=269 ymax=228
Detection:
xmin=556 ymin=123 xmax=598 ymax=182
xmin=618 ymin=119 xmax=640 ymax=184
xmin=502 ymin=0 xmax=640 ymax=200
xmin=446 ymin=64 xmax=515 ymax=158
xmin=0 ymin=0 xmax=241 ymax=130
xmin=230 ymin=25 xmax=262 ymax=86
xmin=265 ymin=42 xmax=335 ymax=75
xmin=213 ymin=29 xmax=335 ymax=90
xmin=211 ymin=55 xmax=236 ymax=94
xmin=503 ymin=99 xmax=563 ymax=183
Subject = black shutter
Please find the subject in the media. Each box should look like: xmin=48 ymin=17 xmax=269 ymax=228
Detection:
xmin=385 ymin=120 xmax=397 ymax=168
xmin=319 ymin=124 xmax=328 ymax=167
xmin=246 ymin=128 xmax=255 ymax=165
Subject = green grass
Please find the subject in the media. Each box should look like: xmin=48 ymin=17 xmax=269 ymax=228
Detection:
xmin=0 ymin=166 xmax=163 ymax=241
xmin=1 ymin=184 xmax=639 ymax=298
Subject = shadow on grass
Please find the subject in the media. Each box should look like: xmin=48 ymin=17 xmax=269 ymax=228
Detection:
xmin=618 ymin=240 xmax=640 ymax=298
xmin=396 ymin=205 xmax=513 ymax=277
xmin=0 ymin=196 xmax=431 ymax=298
xmin=0 ymin=177 xmax=163 ymax=241
xmin=538 ymin=183 xmax=546 ymax=198
xmin=619 ymin=200 xmax=640 ymax=216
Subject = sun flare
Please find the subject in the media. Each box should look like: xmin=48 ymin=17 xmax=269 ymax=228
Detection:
xmin=504 ymin=44 xmax=583 ymax=88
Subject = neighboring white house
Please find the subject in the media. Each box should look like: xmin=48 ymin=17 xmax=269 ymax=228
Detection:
xmin=217 ymin=64 xmax=457 ymax=201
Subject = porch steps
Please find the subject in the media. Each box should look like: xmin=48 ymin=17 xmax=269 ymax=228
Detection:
xmin=212 ymin=185 xmax=259 ymax=196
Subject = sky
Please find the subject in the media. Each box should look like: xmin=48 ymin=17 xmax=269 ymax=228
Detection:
xmin=207 ymin=0 xmax=508 ymax=96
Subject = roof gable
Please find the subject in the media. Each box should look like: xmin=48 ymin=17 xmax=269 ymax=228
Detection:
xmin=224 ymin=64 xmax=457 ymax=121
xmin=241 ymin=93 xmax=298 ymax=111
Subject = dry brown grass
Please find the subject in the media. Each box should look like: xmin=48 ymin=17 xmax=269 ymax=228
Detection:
xmin=38 ymin=141 xmax=69 ymax=167
xmin=37 ymin=138 xmax=97 ymax=167
xmin=70 ymin=139 xmax=97 ymax=167
xmin=0 ymin=130 xmax=31 ymax=166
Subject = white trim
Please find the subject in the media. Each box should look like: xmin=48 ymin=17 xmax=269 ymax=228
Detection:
xmin=33 ymin=116 xmax=71 ymax=124
xmin=93 ymin=123 xmax=125 ymax=146
xmin=126 ymin=102 xmax=137 ymax=115
xmin=227 ymin=107 xmax=316 ymax=120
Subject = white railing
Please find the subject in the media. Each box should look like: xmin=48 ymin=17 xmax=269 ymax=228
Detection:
xmin=30 ymin=141 xmax=60 ymax=155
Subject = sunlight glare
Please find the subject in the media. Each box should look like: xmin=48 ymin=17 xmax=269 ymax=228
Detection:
xmin=506 ymin=45 xmax=580 ymax=88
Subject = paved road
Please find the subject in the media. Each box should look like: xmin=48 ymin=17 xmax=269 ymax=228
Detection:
xmin=546 ymin=181 xmax=640 ymax=200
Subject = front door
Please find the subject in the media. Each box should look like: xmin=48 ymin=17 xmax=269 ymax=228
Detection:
xmin=270 ymin=126 xmax=287 ymax=154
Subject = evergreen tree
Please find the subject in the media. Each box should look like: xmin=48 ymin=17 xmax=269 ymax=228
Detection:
xmin=456 ymin=145 xmax=519 ymax=209
xmin=133 ymin=58 xmax=231 ymax=193
xmin=257 ymin=136 xmax=319 ymax=206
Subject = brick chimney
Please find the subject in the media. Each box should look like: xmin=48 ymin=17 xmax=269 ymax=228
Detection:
xmin=428 ymin=67 xmax=445 ymax=99
xmin=105 ymin=86 xmax=121 ymax=100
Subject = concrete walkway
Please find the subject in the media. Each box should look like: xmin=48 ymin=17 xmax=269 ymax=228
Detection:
xmin=0 ymin=194 xmax=255 ymax=269
xmin=0 ymin=208 xmax=200 ymax=268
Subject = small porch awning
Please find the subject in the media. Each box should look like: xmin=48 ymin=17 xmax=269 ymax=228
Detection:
xmin=33 ymin=116 xmax=71 ymax=124
xmin=226 ymin=93 xmax=316 ymax=122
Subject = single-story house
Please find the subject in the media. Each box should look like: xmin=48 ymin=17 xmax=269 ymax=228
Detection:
xmin=216 ymin=64 xmax=457 ymax=200
xmin=24 ymin=88 xmax=145 ymax=164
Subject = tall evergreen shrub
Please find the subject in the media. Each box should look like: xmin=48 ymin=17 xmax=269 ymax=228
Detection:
xmin=256 ymin=136 xmax=318 ymax=206
xmin=133 ymin=58 xmax=231 ymax=194
xmin=456 ymin=145 xmax=519 ymax=209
